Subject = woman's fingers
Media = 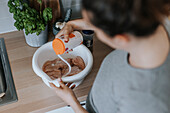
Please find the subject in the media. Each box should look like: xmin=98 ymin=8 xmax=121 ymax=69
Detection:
xmin=49 ymin=83 xmax=60 ymax=89
xmin=67 ymin=82 xmax=73 ymax=87
xmin=55 ymin=23 xmax=73 ymax=42
xmin=70 ymin=84 xmax=76 ymax=89
xmin=55 ymin=30 xmax=63 ymax=38
xmin=50 ymin=78 xmax=76 ymax=89
xmin=64 ymin=29 xmax=72 ymax=41
xmin=57 ymin=78 xmax=66 ymax=88
xmin=66 ymin=83 xmax=76 ymax=89
xmin=55 ymin=29 xmax=69 ymax=42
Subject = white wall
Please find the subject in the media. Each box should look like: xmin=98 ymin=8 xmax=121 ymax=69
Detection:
xmin=0 ymin=0 xmax=17 ymax=34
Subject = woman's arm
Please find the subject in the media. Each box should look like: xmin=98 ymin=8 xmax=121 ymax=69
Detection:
xmin=68 ymin=19 xmax=93 ymax=30
xmin=49 ymin=78 xmax=88 ymax=113
xmin=69 ymin=99 xmax=88 ymax=113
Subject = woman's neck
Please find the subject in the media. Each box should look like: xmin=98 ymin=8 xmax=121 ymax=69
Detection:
xmin=129 ymin=25 xmax=169 ymax=69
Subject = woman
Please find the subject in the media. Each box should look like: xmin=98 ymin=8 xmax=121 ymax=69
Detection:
xmin=50 ymin=0 xmax=170 ymax=113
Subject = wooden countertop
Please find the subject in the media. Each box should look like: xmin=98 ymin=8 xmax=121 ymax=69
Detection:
xmin=0 ymin=31 xmax=112 ymax=113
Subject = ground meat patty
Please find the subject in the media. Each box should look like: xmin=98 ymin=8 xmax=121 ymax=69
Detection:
xmin=42 ymin=56 xmax=85 ymax=79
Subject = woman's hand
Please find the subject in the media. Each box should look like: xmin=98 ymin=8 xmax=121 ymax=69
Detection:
xmin=55 ymin=19 xmax=94 ymax=42
xmin=49 ymin=78 xmax=77 ymax=106
xmin=55 ymin=22 xmax=74 ymax=42
xmin=50 ymin=78 xmax=88 ymax=113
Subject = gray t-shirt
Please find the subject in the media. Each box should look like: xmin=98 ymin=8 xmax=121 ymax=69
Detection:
xmin=87 ymin=18 xmax=170 ymax=113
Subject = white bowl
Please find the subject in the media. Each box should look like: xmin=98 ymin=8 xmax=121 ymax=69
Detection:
xmin=32 ymin=41 xmax=93 ymax=87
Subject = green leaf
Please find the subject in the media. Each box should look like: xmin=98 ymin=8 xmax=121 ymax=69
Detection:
xmin=19 ymin=23 xmax=24 ymax=28
xmin=23 ymin=22 xmax=26 ymax=26
xmin=30 ymin=17 xmax=35 ymax=20
xmin=23 ymin=3 xmax=28 ymax=8
xmin=16 ymin=9 xmax=21 ymax=14
xmin=19 ymin=18 xmax=22 ymax=22
xmin=9 ymin=8 xmax=13 ymax=13
xmin=25 ymin=30 xmax=29 ymax=35
xmin=21 ymin=11 xmax=25 ymax=16
xmin=36 ymin=30 xmax=40 ymax=35
xmin=32 ymin=24 xmax=36 ymax=29
xmin=9 ymin=7 xmax=16 ymax=13
xmin=43 ymin=8 xmax=52 ymax=23
xmin=14 ymin=21 xmax=20 ymax=30
xmin=14 ymin=21 xmax=18 ymax=27
xmin=26 ymin=14 xmax=30 ymax=18
xmin=8 ymin=1 xmax=13 ymax=7
xmin=14 ymin=0 xmax=20 ymax=7
xmin=37 ymin=0 xmax=42 ymax=4
xmin=13 ymin=14 xmax=18 ymax=20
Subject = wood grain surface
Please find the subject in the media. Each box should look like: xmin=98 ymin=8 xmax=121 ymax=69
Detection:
xmin=0 ymin=31 xmax=112 ymax=113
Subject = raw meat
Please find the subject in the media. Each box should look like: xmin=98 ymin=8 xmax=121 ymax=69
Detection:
xmin=42 ymin=56 xmax=85 ymax=79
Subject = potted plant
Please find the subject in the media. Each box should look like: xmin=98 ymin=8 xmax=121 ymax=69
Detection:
xmin=8 ymin=0 xmax=53 ymax=47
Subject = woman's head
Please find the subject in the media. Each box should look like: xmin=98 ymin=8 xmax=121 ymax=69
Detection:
xmin=82 ymin=0 xmax=170 ymax=37
xmin=82 ymin=0 xmax=170 ymax=50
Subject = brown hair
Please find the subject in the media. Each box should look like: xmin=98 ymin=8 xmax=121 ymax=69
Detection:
xmin=82 ymin=0 xmax=170 ymax=37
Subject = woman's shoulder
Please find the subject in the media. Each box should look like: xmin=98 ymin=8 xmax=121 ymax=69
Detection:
xmin=103 ymin=50 xmax=127 ymax=62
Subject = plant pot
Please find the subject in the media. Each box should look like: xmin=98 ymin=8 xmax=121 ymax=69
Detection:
xmin=23 ymin=26 xmax=48 ymax=47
